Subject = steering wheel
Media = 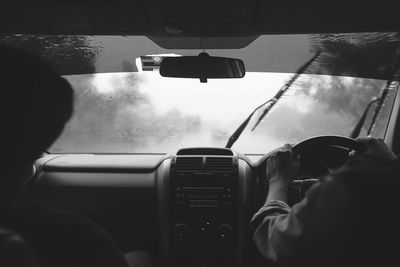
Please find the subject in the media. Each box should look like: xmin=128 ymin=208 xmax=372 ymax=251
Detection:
xmin=257 ymin=135 xmax=367 ymax=203
xmin=291 ymin=135 xmax=366 ymax=156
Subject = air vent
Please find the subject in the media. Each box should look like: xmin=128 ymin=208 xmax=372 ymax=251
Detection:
xmin=205 ymin=157 xmax=234 ymax=173
xmin=177 ymin=148 xmax=233 ymax=156
xmin=175 ymin=157 xmax=203 ymax=172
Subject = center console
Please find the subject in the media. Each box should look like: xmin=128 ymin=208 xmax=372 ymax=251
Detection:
xmin=169 ymin=150 xmax=238 ymax=267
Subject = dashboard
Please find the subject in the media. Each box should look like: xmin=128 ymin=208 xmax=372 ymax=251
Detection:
xmin=18 ymin=148 xmax=260 ymax=267
xmin=17 ymin=143 xmax=350 ymax=267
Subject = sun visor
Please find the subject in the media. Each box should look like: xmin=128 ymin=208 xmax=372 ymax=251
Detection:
xmin=2 ymin=33 xmax=400 ymax=81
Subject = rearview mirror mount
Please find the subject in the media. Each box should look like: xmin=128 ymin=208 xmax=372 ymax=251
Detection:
xmin=159 ymin=52 xmax=245 ymax=83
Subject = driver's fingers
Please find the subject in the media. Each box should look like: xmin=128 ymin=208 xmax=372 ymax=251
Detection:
xmin=276 ymin=143 xmax=296 ymax=159
xmin=283 ymin=143 xmax=292 ymax=150
xmin=357 ymin=137 xmax=375 ymax=146
xmin=293 ymin=154 xmax=301 ymax=167
xmin=282 ymin=143 xmax=293 ymax=153
xmin=277 ymin=144 xmax=291 ymax=156
xmin=357 ymin=136 xmax=382 ymax=144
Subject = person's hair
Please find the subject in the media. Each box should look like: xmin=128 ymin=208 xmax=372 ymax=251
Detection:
xmin=0 ymin=228 xmax=40 ymax=266
xmin=1 ymin=45 xmax=73 ymax=168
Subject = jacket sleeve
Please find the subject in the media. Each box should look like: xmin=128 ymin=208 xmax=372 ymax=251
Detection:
xmin=251 ymin=181 xmax=322 ymax=266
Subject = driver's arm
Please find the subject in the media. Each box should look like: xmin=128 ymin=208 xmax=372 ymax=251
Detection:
xmin=251 ymin=144 xmax=324 ymax=266
xmin=251 ymin=138 xmax=397 ymax=266
xmin=251 ymin=181 xmax=323 ymax=266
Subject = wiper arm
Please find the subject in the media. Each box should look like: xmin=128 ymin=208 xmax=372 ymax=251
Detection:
xmin=225 ymin=52 xmax=321 ymax=149
xmin=350 ymin=54 xmax=400 ymax=139
xmin=225 ymin=99 xmax=273 ymax=148
xmin=367 ymin=58 xmax=400 ymax=136
xmin=349 ymin=97 xmax=381 ymax=139
xmin=251 ymin=52 xmax=322 ymax=131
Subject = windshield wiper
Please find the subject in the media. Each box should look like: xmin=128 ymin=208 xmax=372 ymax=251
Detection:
xmin=225 ymin=99 xmax=273 ymax=148
xmin=350 ymin=54 xmax=400 ymax=139
xmin=225 ymin=52 xmax=321 ymax=148
xmin=349 ymin=97 xmax=382 ymax=139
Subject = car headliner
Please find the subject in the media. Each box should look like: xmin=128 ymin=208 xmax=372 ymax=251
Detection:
xmin=2 ymin=0 xmax=400 ymax=39
xmin=3 ymin=33 xmax=400 ymax=83
xmin=2 ymin=1 xmax=400 ymax=80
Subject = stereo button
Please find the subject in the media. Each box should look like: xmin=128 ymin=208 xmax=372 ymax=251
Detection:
xmin=174 ymin=223 xmax=188 ymax=238
xmin=217 ymin=224 xmax=232 ymax=240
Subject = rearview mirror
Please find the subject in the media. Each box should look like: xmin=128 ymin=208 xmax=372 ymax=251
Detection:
xmin=159 ymin=52 xmax=245 ymax=83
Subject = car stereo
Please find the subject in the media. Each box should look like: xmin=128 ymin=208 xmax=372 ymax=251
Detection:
xmin=169 ymin=156 xmax=238 ymax=267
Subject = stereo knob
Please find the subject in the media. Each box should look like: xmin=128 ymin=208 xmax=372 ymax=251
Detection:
xmin=200 ymin=221 xmax=213 ymax=234
xmin=217 ymin=224 xmax=232 ymax=240
xmin=174 ymin=223 xmax=188 ymax=238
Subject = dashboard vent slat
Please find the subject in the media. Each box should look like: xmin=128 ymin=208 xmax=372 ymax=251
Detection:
xmin=205 ymin=157 xmax=233 ymax=173
xmin=175 ymin=157 xmax=203 ymax=172
xmin=177 ymin=148 xmax=233 ymax=156
xmin=175 ymin=156 xmax=234 ymax=173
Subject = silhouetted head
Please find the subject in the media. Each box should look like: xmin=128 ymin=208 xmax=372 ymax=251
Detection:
xmin=0 ymin=228 xmax=40 ymax=266
xmin=0 ymin=45 xmax=73 ymax=200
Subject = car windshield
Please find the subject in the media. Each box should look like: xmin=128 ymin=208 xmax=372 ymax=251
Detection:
xmin=3 ymin=33 xmax=399 ymax=154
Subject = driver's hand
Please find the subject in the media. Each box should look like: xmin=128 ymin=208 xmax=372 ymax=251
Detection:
xmin=354 ymin=137 xmax=396 ymax=162
xmin=266 ymin=144 xmax=300 ymax=186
